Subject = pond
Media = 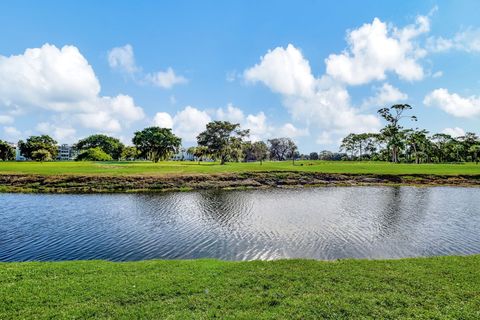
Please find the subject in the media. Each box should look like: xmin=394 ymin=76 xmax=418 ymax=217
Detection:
xmin=1 ymin=186 xmax=480 ymax=262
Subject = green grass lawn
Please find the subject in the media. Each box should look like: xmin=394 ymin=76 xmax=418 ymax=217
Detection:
xmin=1 ymin=160 xmax=480 ymax=176
xmin=1 ymin=256 xmax=479 ymax=319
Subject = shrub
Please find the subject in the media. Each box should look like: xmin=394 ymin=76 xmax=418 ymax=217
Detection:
xmin=76 ymin=147 xmax=113 ymax=161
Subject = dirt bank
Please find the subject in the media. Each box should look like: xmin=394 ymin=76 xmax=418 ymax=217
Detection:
xmin=1 ymin=171 xmax=480 ymax=193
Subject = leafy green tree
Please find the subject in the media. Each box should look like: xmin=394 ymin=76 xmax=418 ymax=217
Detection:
xmin=404 ymin=129 xmax=430 ymax=164
xmin=74 ymin=134 xmax=124 ymax=160
xmin=459 ymin=132 xmax=480 ymax=162
xmin=76 ymin=147 xmax=113 ymax=161
xmin=121 ymin=146 xmax=139 ymax=161
xmin=18 ymin=135 xmax=58 ymax=160
xmin=187 ymin=146 xmax=209 ymax=164
xmin=0 ymin=140 xmax=16 ymax=161
xmin=31 ymin=149 xmax=53 ymax=162
xmin=340 ymin=134 xmax=357 ymax=159
xmin=469 ymin=145 xmax=480 ymax=164
xmin=286 ymin=139 xmax=298 ymax=164
xmin=268 ymin=138 xmax=296 ymax=161
xmin=378 ymin=104 xmax=417 ymax=163
xmin=309 ymin=152 xmax=319 ymax=160
xmin=252 ymin=141 xmax=269 ymax=164
xmin=196 ymin=121 xmax=249 ymax=165
xmin=133 ymin=127 xmax=182 ymax=163
xmin=431 ymin=133 xmax=454 ymax=163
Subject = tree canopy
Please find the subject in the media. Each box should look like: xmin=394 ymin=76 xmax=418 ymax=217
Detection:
xmin=268 ymin=138 xmax=298 ymax=162
xmin=18 ymin=135 xmax=58 ymax=161
xmin=196 ymin=121 xmax=249 ymax=165
xmin=132 ymin=127 xmax=182 ymax=163
xmin=74 ymin=134 xmax=124 ymax=160
xmin=338 ymin=105 xmax=480 ymax=164
xmin=76 ymin=147 xmax=113 ymax=161
xmin=0 ymin=140 xmax=15 ymax=161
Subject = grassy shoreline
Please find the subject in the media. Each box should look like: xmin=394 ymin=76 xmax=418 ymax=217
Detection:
xmin=1 ymin=161 xmax=480 ymax=193
xmin=1 ymin=255 xmax=479 ymax=319
xmin=1 ymin=171 xmax=480 ymax=193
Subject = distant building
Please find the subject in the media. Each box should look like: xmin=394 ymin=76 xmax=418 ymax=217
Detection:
xmin=9 ymin=142 xmax=27 ymax=161
xmin=57 ymin=144 xmax=77 ymax=160
xmin=171 ymin=148 xmax=194 ymax=161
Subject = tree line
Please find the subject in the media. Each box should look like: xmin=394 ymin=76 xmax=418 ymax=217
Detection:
xmin=0 ymin=121 xmax=299 ymax=164
xmin=340 ymin=104 xmax=480 ymax=163
xmin=2 ymin=104 xmax=478 ymax=164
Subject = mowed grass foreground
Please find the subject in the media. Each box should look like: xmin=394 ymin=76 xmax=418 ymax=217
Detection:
xmin=1 ymin=160 xmax=480 ymax=176
xmin=1 ymin=256 xmax=479 ymax=319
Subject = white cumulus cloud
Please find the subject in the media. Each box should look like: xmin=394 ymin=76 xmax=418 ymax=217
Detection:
xmin=2 ymin=126 xmax=22 ymax=140
xmin=108 ymin=44 xmax=138 ymax=74
xmin=244 ymin=44 xmax=381 ymax=143
xmin=216 ymin=103 xmax=245 ymax=123
xmin=244 ymin=44 xmax=315 ymax=97
xmin=172 ymin=106 xmax=211 ymax=142
xmin=36 ymin=122 xmax=76 ymax=142
xmin=442 ymin=127 xmax=466 ymax=138
xmin=108 ymin=44 xmax=188 ymax=90
xmin=278 ymin=123 xmax=309 ymax=138
xmin=153 ymin=112 xmax=174 ymax=129
xmin=146 ymin=67 xmax=188 ymax=89
xmin=424 ymin=88 xmax=480 ymax=118
xmin=428 ymin=28 xmax=480 ymax=53
xmin=325 ymin=16 xmax=429 ymax=85
xmin=0 ymin=43 xmax=145 ymax=139
xmin=362 ymin=83 xmax=408 ymax=108
xmin=0 ymin=115 xmax=14 ymax=125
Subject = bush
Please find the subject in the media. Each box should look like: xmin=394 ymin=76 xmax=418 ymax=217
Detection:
xmin=76 ymin=147 xmax=113 ymax=161
xmin=31 ymin=149 xmax=52 ymax=162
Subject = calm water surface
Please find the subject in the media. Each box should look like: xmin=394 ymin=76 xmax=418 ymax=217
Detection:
xmin=1 ymin=186 xmax=480 ymax=262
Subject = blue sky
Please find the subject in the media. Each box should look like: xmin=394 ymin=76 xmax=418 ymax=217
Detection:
xmin=1 ymin=0 xmax=480 ymax=152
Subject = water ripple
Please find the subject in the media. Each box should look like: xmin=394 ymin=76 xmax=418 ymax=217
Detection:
xmin=1 ymin=186 xmax=480 ymax=262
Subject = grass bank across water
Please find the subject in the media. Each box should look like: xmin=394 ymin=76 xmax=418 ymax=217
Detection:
xmin=0 ymin=171 xmax=479 ymax=193
xmin=1 ymin=161 xmax=480 ymax=193
xmin=1 ymin=160 xmax=480 ymax=176
xmin=1 ymin=256 xmax=479 ymax=319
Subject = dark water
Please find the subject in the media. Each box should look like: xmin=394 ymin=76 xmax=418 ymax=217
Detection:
xmin=1 ymin=187 xmax=480 ymax=262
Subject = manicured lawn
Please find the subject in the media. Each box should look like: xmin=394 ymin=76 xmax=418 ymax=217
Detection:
xmin=1 ymin=160 xmax=480 ymax=176
xmin=1 ymin=256 xmax=479 ymax=319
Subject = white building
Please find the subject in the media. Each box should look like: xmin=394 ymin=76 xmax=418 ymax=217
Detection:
xmin=57 ymin=144 xmax=77 ymax=160
xmin=171 ymin=148 xmax=194 ymax=161
xmin=8 ymin=142 xmax=27 ymax=161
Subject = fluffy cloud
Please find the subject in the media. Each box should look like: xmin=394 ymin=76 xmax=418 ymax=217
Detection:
xmin=325 ymin=16 xmax=429 ymax=85
xmin=0 ymin=115 xmax=14 ymax=125
xmin=108 ymin=44 xmax=138 ymax=74
xmin=2 ymin=126 xmax=21 ymax=140
xmin=172 ymin=106 xmax=211 ymax=142
xmin=215 ymin=104 xmax=307 ymax=141
xmin=278 ymin=123 xmax=309 ymax=138
xmin=244 ymin=44 xmax=315 ymax=97
xmin=424 ymin=88 xmax=480 ymax=118
xmin=442 ymin=127 xmax=466 ymax=138
xmin=0 ymin=44 xmax=145 ymax=139
xmin=428 ymin=28 xmax=480 ymax=53
xmin=362 ymin=83 xmax=408 ymax=108
xmin=244 ymin=44 xmax=381 ymax=143
xmin=107 ymin=44 xmax=187 ymax=90
xmin=146 ymin=67 xmax=188 ymax=89
xmin=215 ymin=103 xmax=245 ymax=123
xmin=36 ymin=122 xmax=76 ymax=142
xmin=153 ymin=112 xmax=174 ymax=129
xmin=0 ymin=44 xmax=100 ymax=112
